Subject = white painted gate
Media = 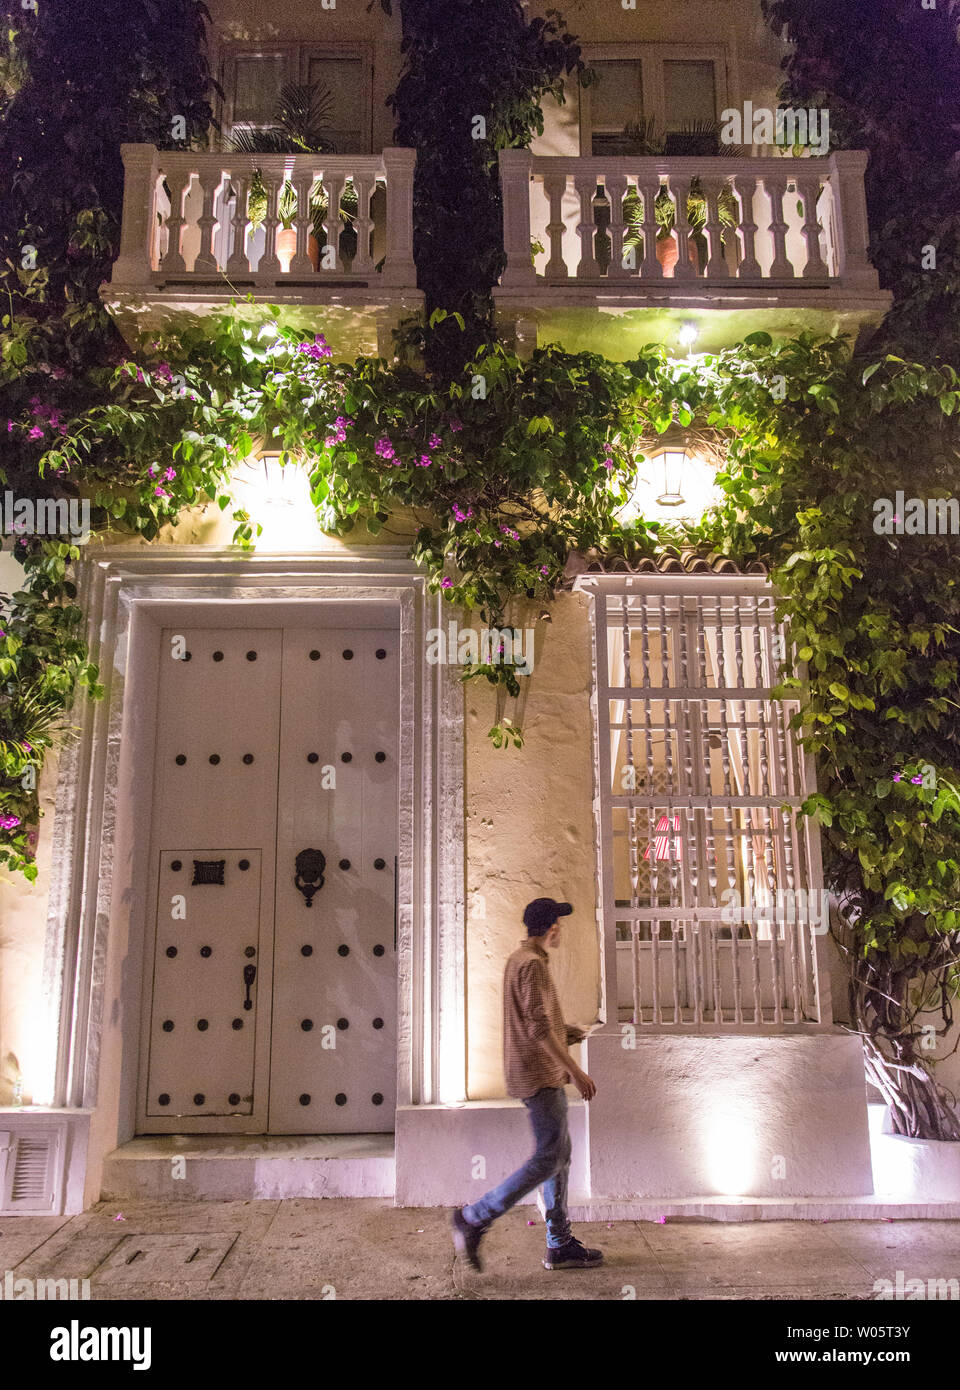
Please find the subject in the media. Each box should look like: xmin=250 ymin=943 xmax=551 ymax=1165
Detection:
xmin=138 ymin=615 xmax=399 ymax=1134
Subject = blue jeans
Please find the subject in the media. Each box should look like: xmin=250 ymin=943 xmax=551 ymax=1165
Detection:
xmin=462 ymin=1085 xmax=572 ymax=1249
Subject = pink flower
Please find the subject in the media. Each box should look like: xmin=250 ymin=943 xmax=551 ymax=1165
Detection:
xmin=374 ymin=438 xmax=396 ymax=462
xmin=154 ymin=486 xmax=170 ymax=498
xmin=28 ymin=425 xmax=44 ymax=440
xmin=148 ymin=464 xmax=159 ymax=478
xmin=602 ymin=456 xmax=614 ymax=470
xmin=418 ymin=455 xmax=431 ymax=467
xmin=540 ymin=565 xmax=549 ymax=576
xmin=911 ymin=775 xmax=923 ymax=784
xmin=441 ymin=577 xmax=453 ymax=589
xmin=892 ymin=773 xmax=901 ymax=782
xmin=0 ymin=814 xmax=21 ymax=830
xmin=163 ymin=467 xmax=176 ymax=482
xmin=154 ymin=362 xmax=174 ymax=383
xmin=428 ymin=434 xmax=442 ymax=449
xmin=6 ymin=421 xmax=12 ymax=433
xmin=449 ymin=418 xmax=463 ymax=432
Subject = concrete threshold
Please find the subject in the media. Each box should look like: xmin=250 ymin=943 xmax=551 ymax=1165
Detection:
xmin=101 ymin=1134 xmax=396 ymax=1202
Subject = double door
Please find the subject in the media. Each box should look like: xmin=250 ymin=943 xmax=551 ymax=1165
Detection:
xmin=137 ymin=614 xmax=399 ymax=1133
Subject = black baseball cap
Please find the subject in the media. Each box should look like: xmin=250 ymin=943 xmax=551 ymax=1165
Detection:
xmin=523 ymin=897 xmax=573 ymax=935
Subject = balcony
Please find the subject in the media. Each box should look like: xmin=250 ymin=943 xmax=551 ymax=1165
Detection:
xmin=495 ymin=149 xmax=891 ymax=358
xmin=105 ymin=145 xmax=423 ymax=357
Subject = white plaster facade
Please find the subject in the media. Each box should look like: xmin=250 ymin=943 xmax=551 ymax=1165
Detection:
xmin=2 ymin=0 xmax=950 ymax=1217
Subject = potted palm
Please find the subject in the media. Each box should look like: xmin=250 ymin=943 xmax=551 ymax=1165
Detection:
xmin=595 ymin=118 xmax=743 ymax=277
xmin=230 ymin=82 xmax=361 ymax=271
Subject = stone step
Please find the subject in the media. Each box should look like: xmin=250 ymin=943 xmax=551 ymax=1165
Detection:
xmin=101 ymin=1134 xmax=396 ymax=1202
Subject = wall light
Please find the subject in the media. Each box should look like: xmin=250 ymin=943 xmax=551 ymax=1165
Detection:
xmin=677 ymin=322 xmax=699 ymax=349
xmin=656 ymin=448 xmax=688 ymax=507
xmin=618 ymin=447 xmax=723 ymax=526
xmin=229 ymin=452 xmax=325 ymax=549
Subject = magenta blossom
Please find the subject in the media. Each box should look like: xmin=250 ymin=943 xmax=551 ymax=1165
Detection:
xmin=892 ymin=773 xmax=902 ymax=782
xmin=154 ymin=485 xmax=170 ymax=498
xmin=375 ymin=438 xmax=396 ymax=462
xmin=0 ymin=814 xmax=21 ymax=830
xmin=911 ymin=775 xmax=923 ymax=784
xmin=428 ymin=434 xmax=442 ymax=449
xmin=148 ymin=464 xmax=159 ymax=478
xmin=154 ymin=362 xmax=174 ymax=383
xmin=540 ymin=565 xmax=549 ymax=576
xmin=417 ymin=455 xmax=431 ymax=467
xmin=163 ymin=467 xmax=176 ymax=482
xmin=28 ymin=425 xmax=44 ymax=440
xmin=449 ymin=418 xmax=463 ymax=432
xmin=441 ymin=577 xmax=453 ymax=589
xmin=452 ymin=504 xmax=474 ymax=522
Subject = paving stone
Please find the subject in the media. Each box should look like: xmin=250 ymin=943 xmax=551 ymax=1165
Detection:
xmin=0 ymin=1216 xmax=71 ymax=1269
xmin=6 ymin=1202 xmax=960 ymax=1301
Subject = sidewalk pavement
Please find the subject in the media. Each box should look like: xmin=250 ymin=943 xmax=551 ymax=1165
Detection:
xmin=3 ymin=1199 xmax=959 ymax=1300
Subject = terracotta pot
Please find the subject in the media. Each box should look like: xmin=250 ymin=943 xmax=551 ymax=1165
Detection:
xmin=656 ymin=233 xmax=679 ymax=277
xmin=308 ymin=232 xmax=320 ymax=271
xmin=276 ymin=226 xmax=297 ymax=273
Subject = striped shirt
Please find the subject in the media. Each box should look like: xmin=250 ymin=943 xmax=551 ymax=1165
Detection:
xmin=502 ymin=937 xmax=580 ymax=1099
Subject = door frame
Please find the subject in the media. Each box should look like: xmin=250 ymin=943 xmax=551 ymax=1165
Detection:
xmin=38 ymin=546 xmax=466 ymax=1154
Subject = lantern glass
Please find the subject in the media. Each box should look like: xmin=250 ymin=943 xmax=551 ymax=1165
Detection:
xmin=656 ymin=449 xmax=687 ymax=506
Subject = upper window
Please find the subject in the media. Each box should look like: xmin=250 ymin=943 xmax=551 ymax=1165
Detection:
xmin=583 ymin=47 xmax=726 ymax=157
xmin=220 ymin=43 xmax=373 ymax=153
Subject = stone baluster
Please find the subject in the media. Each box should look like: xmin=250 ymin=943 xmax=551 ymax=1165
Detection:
xmin=543 ymin=172 xmax=568 ymax=279
xmin=158 ymin=163 xmax=191 ymax=275
xmin=290 ymin=165 xmax=317 ymax=274
xmin=573 ymin=174 xmax=600 ymax=279
xmin=605 ymin=174 xmax=630 ymax=280
xmin=733 ymin=173 xmax=761 ymax=278
xmin=702 ymin=176 xmax=730 ymax=279
xmin=796 ymin=173 xmax=829 ymax=278
xmin=763 ymin=173 xmax=794 ymax=278
xmin=381 ymin=147 xmax=418 ymax=288
xmin=321 ymin=169 xmax=346 ymax=274
xmin=636 ymin=175 xmax=663 ymax=280
xmin=350 ymin=171 xmax=377 ymax=274
xmin=193 ymin=166 xmax=224 ymax=273
xmin=111 ymin=144 xmax=161 ymax=286
xmin=669 ymin=175 xmax=697 ymax=280
xmin=226 ymin=174 xmax=251 ymax=276
xmin=254 ymin=165 xmax=283 ymax=281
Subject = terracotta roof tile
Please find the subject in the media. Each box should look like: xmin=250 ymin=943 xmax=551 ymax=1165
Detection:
xmin=562 ymin=546 xmax=767 ymax=584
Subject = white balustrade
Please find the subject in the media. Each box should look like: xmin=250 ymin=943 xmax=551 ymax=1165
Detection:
xmin=111 ymin=145 xmax=418 ymax=290
xmin=499 ymin=149 xmax=879 ymax=292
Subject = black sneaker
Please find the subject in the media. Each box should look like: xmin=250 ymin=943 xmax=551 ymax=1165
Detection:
xmin=451 ymin=1207 xmax=486 ymax=1271
xmin=542 ymin=1237 xmax=604 ymax=1270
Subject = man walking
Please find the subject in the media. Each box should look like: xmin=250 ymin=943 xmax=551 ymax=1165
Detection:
xmin=451 ymin=897 xmax=603 ymax=1272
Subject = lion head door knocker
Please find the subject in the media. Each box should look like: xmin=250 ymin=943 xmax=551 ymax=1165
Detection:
xmin=295 ymin=848 xmax=327 ymax=907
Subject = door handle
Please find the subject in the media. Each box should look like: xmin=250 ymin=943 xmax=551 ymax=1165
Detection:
xmin=243 ymin=963 xmax=257 ymax=1010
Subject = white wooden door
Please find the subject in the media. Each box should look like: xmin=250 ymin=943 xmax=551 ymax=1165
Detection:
xmin=269 ymin=627 xmax=399 ymax=1132
xmin=138 ymin=615 xmax=399 ymax=1135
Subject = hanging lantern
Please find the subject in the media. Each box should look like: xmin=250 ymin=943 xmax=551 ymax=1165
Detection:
xmin=655 ymin=449 xmax=688 ymax=507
